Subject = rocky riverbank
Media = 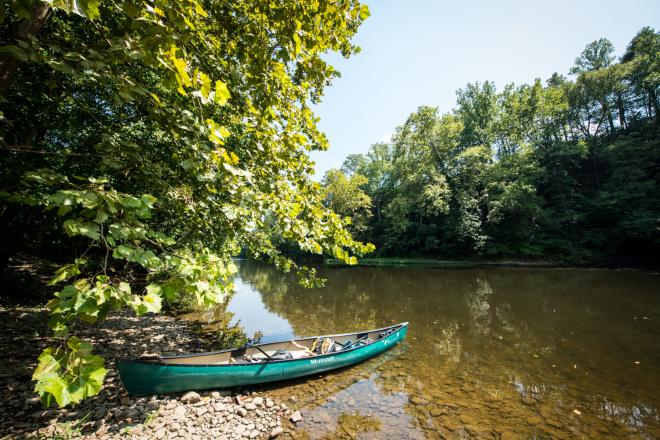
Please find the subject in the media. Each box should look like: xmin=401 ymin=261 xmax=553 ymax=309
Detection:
xmin=0 ymin=307 xmax=302 ymax=439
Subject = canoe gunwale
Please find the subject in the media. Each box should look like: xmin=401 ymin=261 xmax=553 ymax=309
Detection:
xmin=117 ymin=322 xmax=408 ymax=368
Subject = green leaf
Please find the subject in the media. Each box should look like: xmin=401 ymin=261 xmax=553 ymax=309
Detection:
xmin=63 ymin=219 xmax=101 ymax=240
xmin=359 ymin=4 xmax=371 ymax=20
xmin=120 ymin=196 xmax=142 ymax=208
xmin=33 ymin=350 xmax=61 ymax=380
xmin=47 ymin=0 xmax=101 ymax=19
xmin=199 ymin=72 xmax=212 ymax=100
xmin=214 ymin=80 xmax=230 ymax=105
xmin=33 ymin=341 xmax=107 ymax=408
xmin=141 ymin=288 xmax=163 ymax=314
xmin=42 ymin=374 xmax=71 ymax=407
xmin=0 ymin=45 xmax=28 ymax=62
xmin=48 ymin=263 xmax=81 ymax=286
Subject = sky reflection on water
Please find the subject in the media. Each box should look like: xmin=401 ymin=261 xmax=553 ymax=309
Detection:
xmin=221 ymin=261 xmax=660 ymax=439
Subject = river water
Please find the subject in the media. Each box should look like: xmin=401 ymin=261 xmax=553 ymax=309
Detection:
xmin=187 ymin=260 xmax=660 ymax=439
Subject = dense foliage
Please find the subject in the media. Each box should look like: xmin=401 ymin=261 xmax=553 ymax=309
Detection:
xmin=323 ymin=29 xmax=659 ymax=264
xmin=0 ymin=0 xmax=373 ymax=406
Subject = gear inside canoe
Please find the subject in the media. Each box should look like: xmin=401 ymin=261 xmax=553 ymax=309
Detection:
xmin=139 ymin=322 xmax=404 ymax=365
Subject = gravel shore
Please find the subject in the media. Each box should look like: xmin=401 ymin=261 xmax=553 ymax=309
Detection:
xmin=0 ymin=307 xmax=301 ymax=439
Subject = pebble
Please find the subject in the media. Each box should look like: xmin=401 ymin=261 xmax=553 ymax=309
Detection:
xmin=174 ymin=406 xmax=187 ymax=420
xmin=410 ymin=396 xmax=429 ymax=406
xmin=526 ymin=416 xmax=542 ymax=425
xmin=0 ymin=308 xmax=289 ymax=440
xmin=290 ymin=410 xmax=303 ymax=423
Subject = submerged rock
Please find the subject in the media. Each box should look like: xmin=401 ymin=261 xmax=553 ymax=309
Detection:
xmin=270 ymin=426 xmax=284 ymax=438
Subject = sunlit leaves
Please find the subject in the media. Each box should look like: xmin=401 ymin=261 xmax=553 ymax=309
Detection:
xmin=3 ymin=0 xmax=373 ymax=409
xmin=47 ymin=0 xmax=101 ymax=20
xmin=63 ymin=219 xmax=100 ymax=240
xmin=206 ymin=119 xmax=230 ymax=145
xmin=48 ymin=262 xmax=82 ymax=286
xmin=359 ymin=4 xmax=371 ymax=20
xmin=32 ymin=338 xmax=107 ymax=408
xmin=214 ymin=80 xmax=230 ymax=105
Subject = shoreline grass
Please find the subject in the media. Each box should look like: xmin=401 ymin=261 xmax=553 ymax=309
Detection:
xmin=324 ymin=257 xmax=643 ymax=269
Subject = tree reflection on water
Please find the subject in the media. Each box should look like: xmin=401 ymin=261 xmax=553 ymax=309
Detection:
xmin=227 ymin=261 xmax=660 ymax=438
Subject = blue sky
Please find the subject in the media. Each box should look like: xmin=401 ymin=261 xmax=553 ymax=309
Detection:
xmin=310 ymin=0 xmax=660 ymax=178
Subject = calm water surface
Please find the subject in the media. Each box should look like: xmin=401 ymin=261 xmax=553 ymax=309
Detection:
xmin=191 ymin=260 xmax=660 ymax=439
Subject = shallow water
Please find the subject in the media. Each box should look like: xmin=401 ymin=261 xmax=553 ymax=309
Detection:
xmin=190 ymin=260 xmax=660 ymax=439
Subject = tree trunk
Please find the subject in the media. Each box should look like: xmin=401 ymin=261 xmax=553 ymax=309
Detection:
xmin=590 ymin=145 xmax=600 ymax=189
xmin=616 ymin=93 xmax=627 ymax=129
xmin=602 ymin=100 xmax=615 ymax=134
xmin=0 ymin=3 xmax=51 ymax=97
xmin=649 ymin=87 xmax=660 ymax=125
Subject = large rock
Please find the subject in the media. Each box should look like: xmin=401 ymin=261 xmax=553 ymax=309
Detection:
xmin=181 ymin=391 xmax=201 ymax=404
xmin=252 ymin=397 xmax=264 ymax=407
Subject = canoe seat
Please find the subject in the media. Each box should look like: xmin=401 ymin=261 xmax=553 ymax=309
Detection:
xmin=289 ymin=350 xmax=312 ymax=359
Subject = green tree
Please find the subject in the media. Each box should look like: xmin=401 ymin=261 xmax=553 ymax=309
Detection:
xmin=455 ymin=81 xmax=498 ymax=148
xmin=343 ymin=142 xmax=393 ymax=226
xmin=1 ymin=0 xmax=372 ymax=407
xmin=570 ymin=38 xmax=615 ymax=74
xmin=621 ymin=27 xmax=660 ymax=122
xmin=322 ymin=169 xmax=373 ymax=240
xmin=384 ymin=107 xmax=451 ymax=253
xmin=329 ymin=28 xmax=659 ymax=265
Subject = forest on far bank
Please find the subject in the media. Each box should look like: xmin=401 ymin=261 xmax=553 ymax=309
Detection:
xmin=322 ymin=28 xmax=660 ymax=265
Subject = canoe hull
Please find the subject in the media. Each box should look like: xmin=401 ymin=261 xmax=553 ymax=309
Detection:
xmin=118 ymin=324 xmax=407 ymax=395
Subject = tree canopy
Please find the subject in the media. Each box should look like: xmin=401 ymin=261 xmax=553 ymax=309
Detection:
xmin=1 ymin=0 xmax=373 ymax=407
xmin=323 ymin=29 xmax=659 ymax=263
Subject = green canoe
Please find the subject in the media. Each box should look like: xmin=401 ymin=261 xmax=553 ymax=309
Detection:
xmin=117 ymin=322 xmax=408 ymax=395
